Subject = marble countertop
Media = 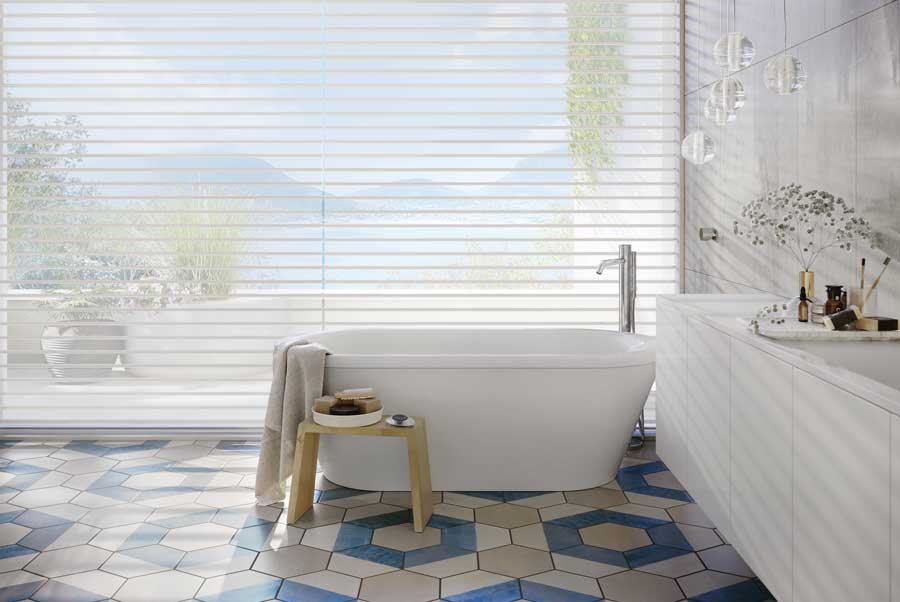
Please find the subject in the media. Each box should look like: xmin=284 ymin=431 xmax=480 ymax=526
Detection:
xmin=659 ymin=294 xmax=900 ymax=417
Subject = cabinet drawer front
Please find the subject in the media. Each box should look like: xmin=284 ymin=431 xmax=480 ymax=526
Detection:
xmin=794 ymin=369 xmax=891 ymax=602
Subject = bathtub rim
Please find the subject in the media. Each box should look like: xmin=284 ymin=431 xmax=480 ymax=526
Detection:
xmin=306 ymin=327 xmax=656 ymax=369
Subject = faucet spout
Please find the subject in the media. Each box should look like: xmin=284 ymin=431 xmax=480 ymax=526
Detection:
xmin=596 ymin=257 xmax=624 ymax=275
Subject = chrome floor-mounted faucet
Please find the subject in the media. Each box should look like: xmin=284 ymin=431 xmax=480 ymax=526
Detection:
xmin=597 ymin=243 xmax=637 ymax=334
xmin=597 ymin=244 xmax=644 ymax=448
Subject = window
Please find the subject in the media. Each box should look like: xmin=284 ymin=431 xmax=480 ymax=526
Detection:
xmin=1 ymin=1 xmax=680 ymax=429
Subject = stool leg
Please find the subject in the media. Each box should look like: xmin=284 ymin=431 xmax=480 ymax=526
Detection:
xmin=287 ymin=427 xmax=320 ymax=524
xmin=406 ymin=421 xmax=434 ymax=532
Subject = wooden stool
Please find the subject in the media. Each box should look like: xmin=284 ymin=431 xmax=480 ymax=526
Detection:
xmin=286 ymin=416 xmax=434 ymax=532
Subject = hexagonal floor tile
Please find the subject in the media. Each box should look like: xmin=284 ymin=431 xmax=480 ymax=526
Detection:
xmin=600 ymin=570 xmax=684 ymax=602
xmin=18 ymin=522 xmax=99 ymax=552
xmin=440 ymin=569 xmax=518 ymax=601
xmin=667 ymin=502 xmax=716 ymax=528
xmin=521 ymin=569 xmax=603 ymax=601
xmin=478 ymin=544 xmax=553 ymax=578
xmin=12 ymin=503 xmax=87 ymax=528
xmin=0 ymin=544 xmax=38 ymax=573
xmin=698 ymin=544 xmax=755 ymax=577
xmin=580 ymin=523 xmax=651 ymax=551
xmin=213 ymin=503 xmax=281 ymax=529
xmin=442 ymin=491 xmax=502 ymax=509
xmin=278 ymin=570 xmax=360 ymax=602
xmin=360 ymin=570 xmax=438 ymax=602
xmin=301 ymin=522 xmax=371 ymax=553
xmin=23 ymin=544 xmax=110 ymax=578
xmin=195 ymin=570 xmax=283 ymax=602
xmin=677 ymin=569 xmax=749 ymax=599
xmin=56 ymin=457 xmax=118 ymax=476
xmin=538 ymin=503 xmax=596 ymax=523
xmin=9 ymin=486 xmax=77 ymax=509
xmin=637 ymin=550 xmax=706 ymax=578
xmin=443 ymin=522 xmax=511 ymax=552
xmin=290 ymin=503 xmax=345 ymax=528
xmin=231 ymin=521 xmax=303 ymax=552
xmin=475 ymin=503 xmax=540 ymax=529
xmin=510 ymin=522 xmax=580 ymax=552
xmin=0 ymin=569 xmax=46 ymax=602
xmin=196 ymin=486 xmax=256 ymax=508
xmin=63 ymin=470 xmax=129 ymax=491
xmin=115 ymin=570 xmax=203 ymax=602
xmin=403 ymin=544 xmax=475 ymax=578
xmin=564 ymin=487 xmax=628 ymax=509
xmin=32 ymin=569 xmax=124 ymax=602
xmin=101 ymin=544 xmax=184 ymax=578
xmin=328 ymin=544 xmax=403 ymax=578
xmin=0 ymin=523 xmax=31 ymax=546
xmin=177 ymin=543 xmax=256 ymax=577
xmin=253 ymin=543 xmax=330 ymax=578
xmin=552 ymin=544 xmax=629 ymax=578
xmin=70 ymin=486 xmax=141 ymax=509
xmin=317 ymin=489 xmax=381 ymax=509
xmin=79 ymin=503 xmax=151 ymax=528
xmin=161 ymin=522 xmax=236 ymax=551
xmin=90 ymin=522 xmax=168 ymax=552
xmin=155 ymin=445 xmax=213 ymax=462
xmin=372 ymin=524 xmax=440 ymax=552
xmin=123 ymin=471 xmax=185 ymax=491
xmin=146 ymin=503 xmax=216 ymax=529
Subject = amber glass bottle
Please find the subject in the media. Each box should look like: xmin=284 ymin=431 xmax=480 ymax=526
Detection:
xmin=798 ymin=287 xmax=809 ymax=323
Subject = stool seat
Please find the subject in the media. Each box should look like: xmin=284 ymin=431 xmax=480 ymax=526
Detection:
xmin=287 ymin=416 xmax=434 ymax=532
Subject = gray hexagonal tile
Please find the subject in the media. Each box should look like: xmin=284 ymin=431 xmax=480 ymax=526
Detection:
xmin=115 ymin=570 xmax=203 ymax=602
xmin=600 ymin=570 xmax=684 ymax=602
xmin=161 ymin=522 xmax=236 ymax=551
xmin=359 ymin=570 xmax=438 ymax=602
xmin=252 ymin=543 xmax=330 ymax=578
xmin=80 ymin=503 xmax=151 ymax=528
xmin=371 ymin=524 xmax=440 ymax=552
xmin=475 ymin=503 xmax=540 ymax=529
xmin=101 ymin=544 xmax=184 ymax=578
xmin=178 ymin=544 xmax=256 ymax=577
xmin=580 ymin=523 xmax=651 ymax=551
xmin=478 ymin=544 xmax=553 ymax=578
xmin=23 ymin=544 xmax=110 ymax=578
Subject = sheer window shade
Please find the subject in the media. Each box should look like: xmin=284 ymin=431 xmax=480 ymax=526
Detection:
xmin=0 ymin=0 xmax=680 ymax=428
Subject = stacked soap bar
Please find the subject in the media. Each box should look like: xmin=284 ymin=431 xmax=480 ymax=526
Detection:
xmin=314 ymin=388 xmax=382 ymax=415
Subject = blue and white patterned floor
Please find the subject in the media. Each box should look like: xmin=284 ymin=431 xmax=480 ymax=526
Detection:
xmin=0 ymin=439 xmax=775 ymax=602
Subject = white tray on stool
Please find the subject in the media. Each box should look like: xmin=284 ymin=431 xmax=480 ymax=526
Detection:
xmin=312 ymin=408 xmax=383 ymax=428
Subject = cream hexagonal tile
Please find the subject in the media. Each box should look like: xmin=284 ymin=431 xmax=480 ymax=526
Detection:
xmin=9 ymin=486 xmax=77 ymax=509
xmin=667 ymin=503 xmax=716 ymax=528
xmin=638 ymin=551 xmax=706 ymax=578
xmin=564 ymin=487 xmax=628 ymax=509
xmin=440 ymin=570 xmax=516 ymax=599
xmin=101 ymin=544 xmax=185 ymax=578
xmin=478 ymin=544 xmax=553 ymax=578
xmin=371 ymin=524 xmax=440 ymax=552
xmin=34 ymin=569 xmax=124 ymax=602
xmin=290 ymin=503 xmax=345 ymax=528
xmin=114 ymin=570 xmax=203 ymax=602
xmin=600 ymin=569 xmax=684 ymax=602
xmin=506 ymin=492 xmax=566 ymax=509
xmin=122 ymin=471 xmax=185 ymax=491
xmin=79 ymin=503 xmax=152 ymax=529
xmin=253 ymin=544 xmax=330 ymax=578
xmin=23 ymin=544 xmax=110 ymax=578
xmin=359 ymin=570 xmax=438 ymax=602
xmin=698 ymin=545 xmax=755 ymax=577
xmin=177 ymin=544 xmax=255 ymax=578
xmin=56 ymin=457 xmax=118 ymax=476
xmin=474 ymin=503 xmax=540 ymax=529
xmin=644 ymin=470 xmax=686 ymax=491
xmin=195 ymin=486 xmax=256 ymax=509
xmin=161 ymin=522 xmax=236 ymax=551
xmin=195 ymin=569 xmax=282 ymax=602
xmin=580 ymin=523 xmax=651 ymax=551
xmin=442 ymin=492 xmax=501 ymax=509
xmin=538 ymin=503 xmax=595 ymax=523
xmin=607 ymin=503 xmax=673 ymax=522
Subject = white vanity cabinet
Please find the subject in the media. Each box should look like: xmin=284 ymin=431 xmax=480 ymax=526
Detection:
xmin=686 ymin=318 xmax=732 ymax=536
xmin=793 ymin=370 xmax=890 ymax=602
xmin=893 ymin=414 xmax=899 ymax=602
xmin=655 ymin=301 xmax=688 ymax=480
xmin=656 ymin=295 xmax=900 ymax=602
xmin=730 ymin=339 xmax=793 ymax=602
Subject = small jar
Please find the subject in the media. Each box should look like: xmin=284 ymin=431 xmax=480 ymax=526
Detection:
xmin=824 ymin=285 xmax=846 ymax=315
xmin=811 ymin=303 xmax=825 ymax=325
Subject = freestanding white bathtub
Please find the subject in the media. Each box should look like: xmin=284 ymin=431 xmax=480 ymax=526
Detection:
xmin=305 ymin=328 xmax=655 ymax=491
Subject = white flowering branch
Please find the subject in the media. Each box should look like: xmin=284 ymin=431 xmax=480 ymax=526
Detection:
xmin=732 ymin=184 xmax=874 ymax=271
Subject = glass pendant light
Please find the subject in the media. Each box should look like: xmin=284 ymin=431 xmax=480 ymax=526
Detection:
xmin=765 ymin=2 xmax=806 ymax=95
xmin=682 ymin=0 xmax=715 ymax=165
xmin=704 ymin=95 xmax=736 ymax=126
xmin=708 ymin=76 xmax=746 ymax=113
xmin=713 ymin=32 xmax=755 ymax=72
xmin=681 ymin=130 xmax=716 ymax=164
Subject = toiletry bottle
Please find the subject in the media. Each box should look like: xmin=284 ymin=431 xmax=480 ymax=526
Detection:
xmin=825 ymin=285 xmax=845 ymax=315
xmin=798 ymin=287 xmax=809 ymax=323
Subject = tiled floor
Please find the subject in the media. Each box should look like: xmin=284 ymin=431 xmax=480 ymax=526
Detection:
xmin=0 ymin=439 xmax=775 ymax=602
